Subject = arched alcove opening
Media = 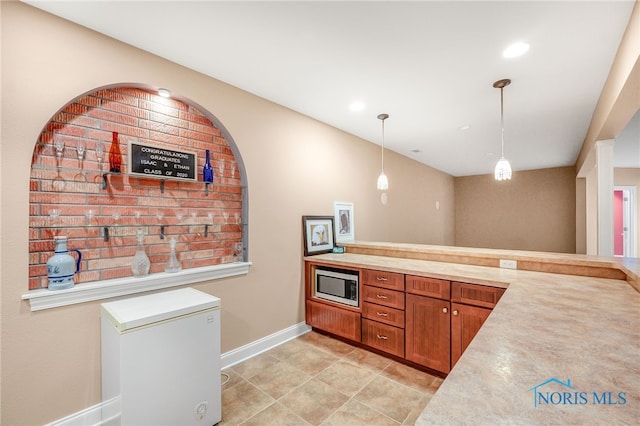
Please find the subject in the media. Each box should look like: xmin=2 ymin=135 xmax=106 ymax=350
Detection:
xmin=29 ymin=84 xmax=247 ymax=290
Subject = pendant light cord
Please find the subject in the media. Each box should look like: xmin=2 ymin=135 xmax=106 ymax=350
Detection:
xmin=377 ymin=113 xmax=389 ymax=172
xmin=500 ymin=86 xmax=505 ymax=159
xmin=380 ymin=118 xmax=385 ymax=172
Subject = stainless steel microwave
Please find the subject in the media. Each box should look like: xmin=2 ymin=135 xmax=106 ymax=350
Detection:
xmin=314 ymin=266 xmax=359 ymax=307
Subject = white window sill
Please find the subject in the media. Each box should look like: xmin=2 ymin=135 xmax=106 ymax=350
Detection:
xmin=22 ymin=262 xmax=252 ymax=311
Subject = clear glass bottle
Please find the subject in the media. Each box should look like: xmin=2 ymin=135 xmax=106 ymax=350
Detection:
xmin=131 ymin=228 xmax=150 ymax=277
xmin=203 ymin=149 xmax=214 ymax=183
xmin=165 ymin=237 xmax=182 ymax=273
xmin=109 ymin=131 xmax=122 ymax=173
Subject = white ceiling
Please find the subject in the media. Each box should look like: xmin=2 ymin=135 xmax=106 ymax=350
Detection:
xmin=24 ymin=1 xmax=639 ymax=176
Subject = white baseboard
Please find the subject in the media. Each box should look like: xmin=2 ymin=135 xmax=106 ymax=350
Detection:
xmin=46 ymin=322 xmax=311 ymax=425
xmin=45 ymin=396 xmax=120 ymax=426
xmin=221 ymin=321 xmax=311 ymax=369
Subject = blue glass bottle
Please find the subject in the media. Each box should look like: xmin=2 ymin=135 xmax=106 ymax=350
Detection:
xmin=203 ymin=149 xmax=214 ymax=183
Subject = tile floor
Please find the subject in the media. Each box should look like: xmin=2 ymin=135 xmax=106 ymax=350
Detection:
xmin=220 ymin=331 xmax=443 ymax=425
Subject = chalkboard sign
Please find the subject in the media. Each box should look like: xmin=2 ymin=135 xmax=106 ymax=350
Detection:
xmin=127 ymin=143 xmax=197 ymax=181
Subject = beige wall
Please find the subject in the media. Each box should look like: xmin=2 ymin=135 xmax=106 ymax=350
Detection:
xmin=0 ymin=3 xmax=455 ymax=424
xmin=454 ymin=167 xmax=577 ymax=253
xmin=615 ymin=168 xmax=640 ymax=255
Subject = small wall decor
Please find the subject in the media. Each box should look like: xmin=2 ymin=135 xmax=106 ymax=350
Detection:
xmin=128 ymin=142 xmax=197 ymax=181
xmin=334 ymin=201 xmax=354 ymax=242
xmin=302 ymin=215 xmax=335 ymax=256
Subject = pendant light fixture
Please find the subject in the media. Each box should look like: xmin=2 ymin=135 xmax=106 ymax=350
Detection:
xmin=493 ymin=79 xmax=512 ymax=181
xmin=376 ymin=113 xmax=389 ymax=190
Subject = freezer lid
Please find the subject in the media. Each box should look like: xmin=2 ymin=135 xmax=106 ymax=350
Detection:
xmin=101 ymin=287 xmax=220 ymax=332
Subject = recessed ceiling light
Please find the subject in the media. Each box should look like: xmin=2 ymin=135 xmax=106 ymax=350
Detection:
xmin=503 ymin=42 xmax=530 ymax=58
xmin=458 ymin=124 xmax=471 ymax=131
xmin=411 ymin=149 xmax=422 ymax=153
xmin=158 ymin=88 xmax=171 ymax=98
xmin=349 ymin=101 xmax=365 ymax=112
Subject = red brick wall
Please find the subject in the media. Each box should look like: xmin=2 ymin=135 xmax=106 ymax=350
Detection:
xmin=29 ymin=87 xmax=244 ymax=290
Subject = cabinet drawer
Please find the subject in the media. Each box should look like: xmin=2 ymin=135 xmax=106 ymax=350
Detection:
xmin=305 ymin=300 xmax=361 ymax=342
xmin=406 ymin=275 xmax=450 ymax=300
xmin=362 ymin=302 xmax=405 ymax=328
xmin=451 ymin=282 xmax=505 ymax=308
xmin=363 ymin=269 xmax=405 ymax=291
xmin=362 ymin=318 xmax=404 ymax=358
xmin=362 ymin=285 xmax=405 ymax=309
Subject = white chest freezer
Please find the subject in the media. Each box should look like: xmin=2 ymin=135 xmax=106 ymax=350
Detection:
xmin=101 ymin=287 xmax=221 ymax=426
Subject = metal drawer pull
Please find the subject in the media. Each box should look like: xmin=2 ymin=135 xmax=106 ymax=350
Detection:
xmin=376 ymin=312 xmax=388 ymax=317
xmin=376 ymin=294 xmax=388 ymax=299
xmin=376 ymin=334 xmax=388 ymax=340
xmin=376 ymin=277 xmax=388 ymax=281
xmin=453 ymin=310 xmax=459 ymax=316
xmin=442 ymin=307 xmax=448 ymax=313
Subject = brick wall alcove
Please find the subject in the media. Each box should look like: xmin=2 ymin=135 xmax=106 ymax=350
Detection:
xmin=29 ymin=86 xmax=246 ymax=291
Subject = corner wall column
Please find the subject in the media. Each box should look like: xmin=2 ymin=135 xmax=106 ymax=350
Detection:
xmin=596 ymin=139 xmax=615 ymax=256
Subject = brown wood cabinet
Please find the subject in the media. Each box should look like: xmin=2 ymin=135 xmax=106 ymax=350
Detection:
xmin=362 ymin=318 xmax=404 ymax=357
xmin=451 ymin=281 xmax=505 ymax=308
xmin=362 ymin=302 xmax=404 ymax=328
xmin=449 ymin=281 xmax=504 ymax=367
xmin=451 ymin=302 xmax=491 ymax=367
xmin=362 ymin=269 xmax=405 ymax=291
xmin=305 ymin=260 xmax=506 ymax=375
xmin=362 ymin=285 xmax=405 ymax=309
xmin=406 ymin=275 xmax=450 ymax=299
xmin=405 ymin=293 xmax=451 ymax=373
xmin=361 ymin=269 xmax=405 ymax=357
xmin=305 ymin=300 xmax=361 ymax=342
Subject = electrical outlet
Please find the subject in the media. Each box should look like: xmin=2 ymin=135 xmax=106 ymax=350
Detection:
xmin=499 ymin=259 xmax=517 ymax=269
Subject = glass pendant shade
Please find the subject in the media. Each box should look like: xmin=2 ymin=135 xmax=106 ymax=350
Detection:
xmin=377 ymin=172 xmax=389 ymax=190
xmin=494 ymin=157 xmax=512 ymax=180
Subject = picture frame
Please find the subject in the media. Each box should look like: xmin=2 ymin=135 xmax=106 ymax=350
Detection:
xmin=302 ymin=215 xmax=335 ymax=256
xmin=334 ymin=201 xmax=355 ymax=242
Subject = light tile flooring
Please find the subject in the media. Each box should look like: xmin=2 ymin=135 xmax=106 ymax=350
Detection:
xmin=220 ymin=331 xmax=443 ymax=425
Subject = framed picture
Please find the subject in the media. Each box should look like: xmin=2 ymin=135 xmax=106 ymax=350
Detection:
xmin=302 ymin=215 xmax=335 ymax=256
xmin=334 ymin=202 xmax=354 ymax=242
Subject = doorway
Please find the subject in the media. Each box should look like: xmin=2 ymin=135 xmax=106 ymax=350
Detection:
xmin=613 ymin=186 xmax=637 ymax=257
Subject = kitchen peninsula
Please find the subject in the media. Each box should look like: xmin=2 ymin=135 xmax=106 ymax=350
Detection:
xmin=304 ymin=242 xmax=640 ymax=424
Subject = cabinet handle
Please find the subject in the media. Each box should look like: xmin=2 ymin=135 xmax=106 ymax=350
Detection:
xmin=376 ymin=334 xmax=388 ymax=340
xmin=376 ymin=312 xmax=388 ymax=317
xmin=376 ymin=276 xmax=388 ymax=281
xmin=376 ymin=294 xmax=388 ymax=299
xmin=442 ymin=307 xmax=448 ymax=313
xmin=453 ymin=310 xmax=459 ymax=316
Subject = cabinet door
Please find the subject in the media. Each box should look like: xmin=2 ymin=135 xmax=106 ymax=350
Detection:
xmin=305 ymin=300 xmax=361 ymax=342
xmin=405 ymin=294 xmax=451 ymax=373
xmin=362 ymin=319 xmax=404 ymax=358
xmin=451 ymin=303 xmax=491 ymax=367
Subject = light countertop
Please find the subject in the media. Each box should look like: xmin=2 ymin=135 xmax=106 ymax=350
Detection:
xmin=307 ymin=244 xmax=640 ymax=424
